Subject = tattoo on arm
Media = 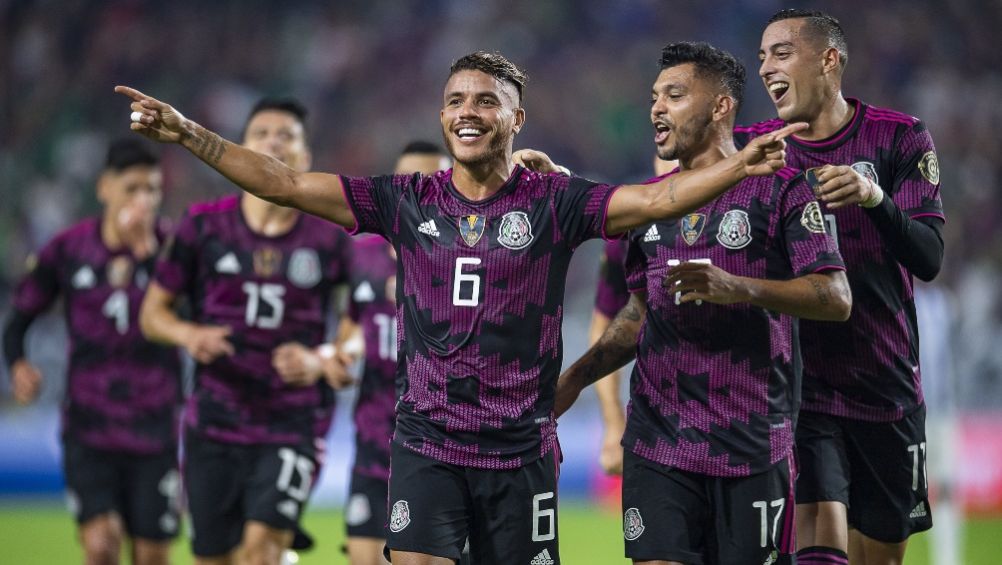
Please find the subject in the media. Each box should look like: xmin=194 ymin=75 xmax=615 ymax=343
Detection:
xmin=188 ymin=126 xmax=227 ymax=165
xmin=667 ymin=177 xmax=678 ymax=204
xmin=575 ymin=299 xmax=644 ymax=388
xmin=809 ymin=276 xmax=831 ymax=306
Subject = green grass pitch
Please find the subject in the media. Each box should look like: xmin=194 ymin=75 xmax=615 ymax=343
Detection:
xmin=0 ymin=501 xmax=998 ymax=563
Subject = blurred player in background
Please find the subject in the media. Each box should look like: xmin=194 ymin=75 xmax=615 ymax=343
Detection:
xmin=138 ymin=98 xmax=354 ymax=565
xmin=117 ymin=49 xmax=800 ymax=564
xmin=3 ymin=139 xmax=182 ymax=565
xmin=338 ymin=141 xmax=450 ymax=565
xmin=590 ymin=156 xmax=677 ymax=478
xmin=737 ymin=9 xmax=946 ymax=565
xmin=556 ymin=41 xmax=849 ymax=565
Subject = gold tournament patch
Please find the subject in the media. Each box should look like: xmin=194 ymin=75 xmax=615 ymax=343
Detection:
xmin=918 ymin=151 xmax=940 ymax=185
xmin=680 ymin=213 xmax=706 ymax=245
xmin=253 ymin=247 xmax=283 ymax=277
xmin=458 ymin=215 xmax=486 ymax=247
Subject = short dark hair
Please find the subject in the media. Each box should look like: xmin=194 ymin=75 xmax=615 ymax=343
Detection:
xmin=243 ymin=97 xmax=309 ymax=138
xmin=767 ymin=9 xmax=848 ymax=67
xmin=401 ymin=140 xmax=447 ymax=157
xmin=105 ymin=138 xmax=158 ymax=172
xmin=449 ymin=51 xmax=528 ymax=102
xmin=659 ymin=42 xmax=746 ymax=112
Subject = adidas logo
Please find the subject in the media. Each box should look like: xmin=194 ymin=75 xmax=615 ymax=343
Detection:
xmin=530 ymin=548 xmax=555 ymax=565
xmin=215 ymin=252 xmax=240 ymax=274
xmin=418 ymin=219 xmax=440 ymax=237
xmin=71 ymin=265 xmax=96 ymax=289
xmin=643 ymin=224 xmax=661 ymax=242
xmin=353 ymin=281 xmax=375 ymax=303
xmin=909 ymin=502 xmax=927 ymax=518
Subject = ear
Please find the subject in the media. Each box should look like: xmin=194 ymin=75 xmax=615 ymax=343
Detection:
xmin=96 ymin=171 xmax=112 ymax=204
xmin=512 ymin=107 xmax=526 ymax=134
xmin=712 ymin=94 xmax=735 ymax=123
xmin=821 ymin=47 xmax=841 ymax=75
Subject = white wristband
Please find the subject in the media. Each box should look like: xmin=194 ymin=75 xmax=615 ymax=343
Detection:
xmin=860 ymin=182 xmax=885 ymax=208
xmin=316 ymin=343 xmax=336 ymax=360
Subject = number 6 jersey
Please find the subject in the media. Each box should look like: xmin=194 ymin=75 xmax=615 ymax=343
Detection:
xmin=155 ymin=195 xmax=352 ymax=446
xmin=341 ymin=167 xmax=619 ymax=470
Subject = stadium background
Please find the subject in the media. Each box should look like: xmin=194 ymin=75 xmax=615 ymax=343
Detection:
xmin=2 ymin=0 xmax=1000 ymax=562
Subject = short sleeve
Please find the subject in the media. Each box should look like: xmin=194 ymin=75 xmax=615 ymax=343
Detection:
xmin=11 ymin=238 xmax=62 ymax=316
xmin=339 ymin=174 xmax=410 ymax=237
xmin=551 ymin=175 xmax=621 ymax=248
xmin=624 ymin=234 xmax=648 ymax=293
xmin=891 ymin=121 xmax=944 ymax=221
xmin=154 ymin=212 xmax=199 ymax=295
xmin=594 ymin=240 xmax=630 ymax=318
xmin=779 ymin=177 xmax=845 ymax=276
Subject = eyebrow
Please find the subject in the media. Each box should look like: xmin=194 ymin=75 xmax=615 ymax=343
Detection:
xmin=652 ymin=83 xmax=687 ymax=94
xmin=759 ymin=41 xmax=795 ymax=55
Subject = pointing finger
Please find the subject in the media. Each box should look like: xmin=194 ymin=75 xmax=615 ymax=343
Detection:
xmin=115 ymin=85 xmax=149 ymax=102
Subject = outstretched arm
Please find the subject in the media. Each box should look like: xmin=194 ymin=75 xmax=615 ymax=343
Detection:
xmin=116 ymin=86 xmax=356 ymax=228
xmin=604 ymin=122 xmax=807 ymax=234
xmin=664 ymin=263 xmax=852 ymax=321
xmin=555 ymin=292 xmax=647 ymax=417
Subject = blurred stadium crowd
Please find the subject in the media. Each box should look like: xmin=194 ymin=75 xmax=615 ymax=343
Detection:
xmin=2 ymin=0 xmax=1001 ymax=408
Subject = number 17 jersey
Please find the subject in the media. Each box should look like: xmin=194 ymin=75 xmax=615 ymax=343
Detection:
xmin=341 ymin=167 xmax=619 ymax=469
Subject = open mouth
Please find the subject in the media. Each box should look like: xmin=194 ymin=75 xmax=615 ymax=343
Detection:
xmin=768 ymin=81 xmax=790 ymax=102
xmin=653 ymin=121 xmax=672 ymax=144
xmin=455 ymin=126 xmax=486 ymax=143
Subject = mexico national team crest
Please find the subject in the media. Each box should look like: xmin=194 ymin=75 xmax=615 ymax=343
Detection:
xmin=458 ymin=214 xmax=486 ymax=247
xmin=389 ymin=500 xmax=411 ymax=533
xmin=716 ymin=209 xmax=752 ymax=249
xmin=918 ymin=151 xmax=940 ymax=184
xmin=497 ymin=211 xmax=533 ymax=249
xmin=288 ymin=248 xmax=321 ymax=288
xmin=800 ymin=201 xmax=827 ymax=234
xmin=253 ymin=247 xmax=283 ymax=277
xmin=851 ymin=161 xmax=879 ymax=186
xmin=623 ymin=507 xmax=645 ymax=540
xmin=680 ymin=213 xmax=706 ymax=245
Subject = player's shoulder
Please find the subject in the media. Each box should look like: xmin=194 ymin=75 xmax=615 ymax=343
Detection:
xmin=186 ymin=194 xmax=240 ymax=218
xmin=861 ymin=100 xmax=922 ymax=127
xmin=45 ymin=217 xmax=100 ymax=254
xmin=734 ymin=118 xmax=786 ymax=141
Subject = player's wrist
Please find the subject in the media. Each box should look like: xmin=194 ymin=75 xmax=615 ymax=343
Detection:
xmin=859 ymin=181 xmax=885 ymax=208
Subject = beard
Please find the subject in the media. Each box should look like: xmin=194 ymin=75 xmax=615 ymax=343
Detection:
xmin=443 ymin=126 xmax=511 ymax=169
xmin=657 ymin=109 xmax=713 ymax=162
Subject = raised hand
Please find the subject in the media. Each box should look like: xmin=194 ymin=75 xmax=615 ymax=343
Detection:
xmin=182 ymin=325 xmax=235 ymax=364
xmin=812 ymin=164 xmax=881 ymax=209
xmin=11 ymin=359 xmax=42 ymax=405
xmin=114 ymin=86 xmax=188 ymax=144
xmin=739 ymin=122 xmax=808 ymax=176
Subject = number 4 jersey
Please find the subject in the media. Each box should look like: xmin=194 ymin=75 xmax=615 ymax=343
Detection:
xmin=341 ymin=167 xmax=619 ymax=470
xmin=155 ymin=195 xmax=352 ymax=446
xmin=11 ymin=217 xmax=181 ymax=454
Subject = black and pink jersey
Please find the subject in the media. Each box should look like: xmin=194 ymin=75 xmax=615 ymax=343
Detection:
xmin=341 ymin=167 xmax=619 ymax=469
xmin=155 ymin=195 xmax=351 ymax=446
xmin=347 ymin=234 xmax=398 ymax=481
xmin=594 ymin=239 xmax=630 ymax=318
xmin=12 ymin=218 xmax=181 ymax=454
xmin=624 ymin=169 xmax=843 ymax=477
xmin=735 ymin=99 xmax=945 ymax=421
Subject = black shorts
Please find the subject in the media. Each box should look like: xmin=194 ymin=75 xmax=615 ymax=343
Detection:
xmin=345 ymin=471 xmax=389 ymax=539
xmin=622 ymin=451 xmax=795 ymax=565
xmin=385 ymin=442 xmax=560 ymax=565
xmin=183 ymin=431 xmax=320 ymax=557
xmin=795 ymin=406 xmax=933 ymax=543
xmin=62 ymin=437 xmax=180 ymax=541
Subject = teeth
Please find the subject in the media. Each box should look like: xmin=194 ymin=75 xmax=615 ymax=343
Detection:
xmin=458 ymin=128 xmax=483 ymax=137
xmin=769 ymin=82 xmax=789 ymax=93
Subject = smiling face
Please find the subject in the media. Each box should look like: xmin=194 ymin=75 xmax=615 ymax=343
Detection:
xmin=758 ymin=18 xmax=838 ymax=123
xmin=649 ymin=63 xmax=719 ymax=162
xmin=440 ymin=69 xmax=525 ymax=168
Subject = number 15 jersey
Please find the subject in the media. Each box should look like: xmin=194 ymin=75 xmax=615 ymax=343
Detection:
xmin=341 ymin=167 xmax=619 ymax=470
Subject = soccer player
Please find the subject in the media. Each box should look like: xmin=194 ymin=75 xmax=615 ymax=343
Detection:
xmin=116 ymin=50 xmax=802 ymax=565
xmin=138 ymin=98 xmax=353 ymax=565
xmin=3 ymin=139 xmax=182 ymax=565
xmin=339 ymin=141 xmax=450 ymax=565
xmin=555 ymin=41 xmax=850 ymax=565
xmin=737 ymin=10 xmax=946 ymax=565
xmin=590 ymin=156 xmax=677 ymax=477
